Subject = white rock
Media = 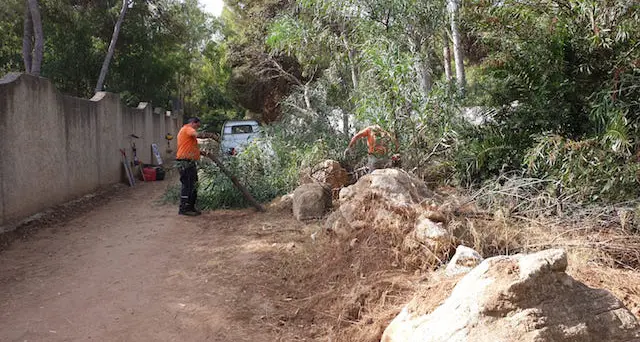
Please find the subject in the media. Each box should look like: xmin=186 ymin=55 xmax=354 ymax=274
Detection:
xmin=414 ymin=216 xmax=449 ymax=244
xmin=445 ymin=245 xmax=483 ymax=276
xmin=382 ymin=249 xmax=640 ymax=342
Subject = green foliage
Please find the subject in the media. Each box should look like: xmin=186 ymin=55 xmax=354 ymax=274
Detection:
xmin=1 ymin=0 xmax=227 ymax=123
xmin=266 ymin=15 xmax=331 ymax=71
xmin=171 ymin=0 xmax=640 ymax=205
xmin=5 ymin=0 xmax=639 ymax=205
xmin=220 ymin=0 xmax=302 ymax=121
xmin=451 ymin=0 xmax=640 ymax=192
xmin=187 ymin=40 xmax=244 ymax=133
xmin=196 ymin=133 xmax=334 ymax=209
xmin=525 ymin=134 xmax=640 ymax=202
xmin=192 ymin=84 xmax=351 ymax=209
xmin=0 ymin=0 xmax=23 ymax=75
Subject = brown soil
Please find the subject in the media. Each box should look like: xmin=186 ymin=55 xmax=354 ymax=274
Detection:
xmin=0 ymin=185 xmax=123 ymax=250
xmin=0 ymin=180 xmax=321 ymax=341
xmin=0 ymin=178 xmax=417 ymax=342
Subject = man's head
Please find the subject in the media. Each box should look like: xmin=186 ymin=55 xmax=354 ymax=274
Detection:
xmin=187 ymin=117 xmax=201 ymax=129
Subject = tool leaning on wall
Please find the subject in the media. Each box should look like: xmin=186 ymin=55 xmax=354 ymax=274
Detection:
xmin=129 ymin=134 xmax=141 ymax=166
xmin=128 ymin=134 xmax=146 ymax=181
xmin=119 ymin=148 xmax=136 ymax=186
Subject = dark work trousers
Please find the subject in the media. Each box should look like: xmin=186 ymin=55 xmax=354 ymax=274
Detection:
xmin=178 ymin=160 xmax=198 ymax=211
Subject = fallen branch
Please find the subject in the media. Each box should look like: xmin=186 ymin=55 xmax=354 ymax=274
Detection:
xmin=201 ymin=151 xmax=265 ymax=212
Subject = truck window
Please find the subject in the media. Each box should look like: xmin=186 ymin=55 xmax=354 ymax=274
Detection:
xmin=231 ymin=125 xmax=254 ymax=134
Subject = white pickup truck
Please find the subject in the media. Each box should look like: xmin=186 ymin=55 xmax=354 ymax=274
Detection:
xmin=219 ymin=120 xmax=262 ymax=155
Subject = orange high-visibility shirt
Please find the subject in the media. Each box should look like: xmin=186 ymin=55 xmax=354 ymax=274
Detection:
xmin=176 ymin=124 xmax=200 ymax=160
xmin=349 ymin=126 xmax=397 ymax=156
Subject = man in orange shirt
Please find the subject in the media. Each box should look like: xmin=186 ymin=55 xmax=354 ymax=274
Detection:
xmin=344 ymin=124 xmax=400 ymax=172
xmin=176 ymin=117 xmax=204 ymax=216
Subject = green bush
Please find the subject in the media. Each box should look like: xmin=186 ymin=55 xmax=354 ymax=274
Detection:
xmin=525 ymin=134 xmax=640 ymax=202
xmin=194 ymin=129 xmax=342 ymax=210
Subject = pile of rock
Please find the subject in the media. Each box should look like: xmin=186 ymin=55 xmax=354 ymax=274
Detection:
xmin=299 ymin=159 xmax=350 ymax=191
xmin=291 ymin=160 xmax=350 ymax=221
xmin=328 ymin=169 xmax=454 ymax=259
xmin=284 ymin=163 xmax=640 ymax=342
xmin=382 ymin=249 xmax=640 ymax=342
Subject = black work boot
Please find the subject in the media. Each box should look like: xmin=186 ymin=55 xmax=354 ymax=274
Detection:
xmin=179 ymin=203 xmax=201 ymax=216
xmin=179 ymin=209 xmax=201 ymax=216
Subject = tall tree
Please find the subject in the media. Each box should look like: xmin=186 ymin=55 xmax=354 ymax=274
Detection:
xmin=22 ymin=0 xmax=43 ymax=75
xmin=95 ymin=0 xmax=129 ymax=92
xmin=443 ymin=31 xmax=452 ymax=83
xmin=21 ymin=1 xmax=32 ymax=73
xmin=222 ymin=0 xmax=301 ymax=122
xmin=448 ymin=0 xmax=465 ymax=94
xmin=4 ymin=0 xmax=219 ymax=113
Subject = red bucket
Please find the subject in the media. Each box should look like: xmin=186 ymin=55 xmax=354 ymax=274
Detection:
xmin=142 ymin=167 xmax=156 ymax=181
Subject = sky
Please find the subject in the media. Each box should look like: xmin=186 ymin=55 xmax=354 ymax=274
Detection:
xmin=199 ymin=0 xmax=225 ymax=16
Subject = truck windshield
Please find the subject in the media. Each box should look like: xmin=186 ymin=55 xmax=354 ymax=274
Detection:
xmin=231 ymin=125 xmax=254 ymax=134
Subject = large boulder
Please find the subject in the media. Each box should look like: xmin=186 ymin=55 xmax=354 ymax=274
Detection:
xmin=336 ymin=169 xmax=434 ymax=227
xmin=325 ymin=168 xmax=457 ymax=267
xmin=339 ymin=169 xmax=433 ymax=208
xmin=382 ymin=249 xmax=640 ymax=342
xmin=299 ymin=159 xmax=350 ymax=190
xmin=267 ymin=193 xmax=294 ymax=212
xmin=292 ymin=183 xmax=331 ymax=221
xmin=330 ymin=168 xmax=453 ymax=261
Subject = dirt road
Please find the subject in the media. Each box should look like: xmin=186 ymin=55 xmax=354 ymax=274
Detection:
xmin=0 ymin=180 xmax=315 ymax=342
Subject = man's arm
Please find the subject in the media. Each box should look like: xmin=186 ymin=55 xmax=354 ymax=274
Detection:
xmin=197 ymin=131 xmax=218 ymax=140
xmin=347 ymin=127 xmax=371 ymax=149
xmin=185 ymin=126 xmax=198 ymax=137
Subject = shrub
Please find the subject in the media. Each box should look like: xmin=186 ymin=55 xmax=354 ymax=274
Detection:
xmin=525 ymin=134 xmax=640 ymax=202
xmin=195 ymin=131 xmax=341 ymax=210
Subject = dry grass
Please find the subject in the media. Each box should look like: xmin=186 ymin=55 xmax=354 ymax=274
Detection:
xmin=435 ymin=175 xmax=640 ymax=322
xmin=447 ymin=175 xmax=640 ymax=269
xmin=253 ymin=175 xmax=640 ymax=342
xmin=405 ymin=273 xmax=464 ymax=316
xmin=325 ymin=175 xmax=640 ymax=340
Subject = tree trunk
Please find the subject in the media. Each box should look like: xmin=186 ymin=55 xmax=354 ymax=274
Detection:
xmin=342 ymin=36 xmax=359 ymax=90
xmin=342 ymin=110 xmax=350 ymax=137
xmin=443 ymin=32 xmax=452 ymax=84
xmin=22 ymin=0 xmax=33 ymax=74
xmin=342 ymin=35 xmax=359 ymax=137
xmin=407 ymin=35 xmax=432 ymax=98
xmin=417 ymin=53 xmax=433 ymax=96
xmin=449 ymin=0 xmax=465 ymax=95
xmin=303 ymin=84 xmax=313 ymax=113
xmin=28 ymin=0 xmax=44 ymax=76
xmin=95 ymin=0 xmax=128 ymax=93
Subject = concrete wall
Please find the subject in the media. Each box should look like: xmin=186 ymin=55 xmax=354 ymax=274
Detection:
xmin=0 ymin=73 xmax=183 ymax=228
